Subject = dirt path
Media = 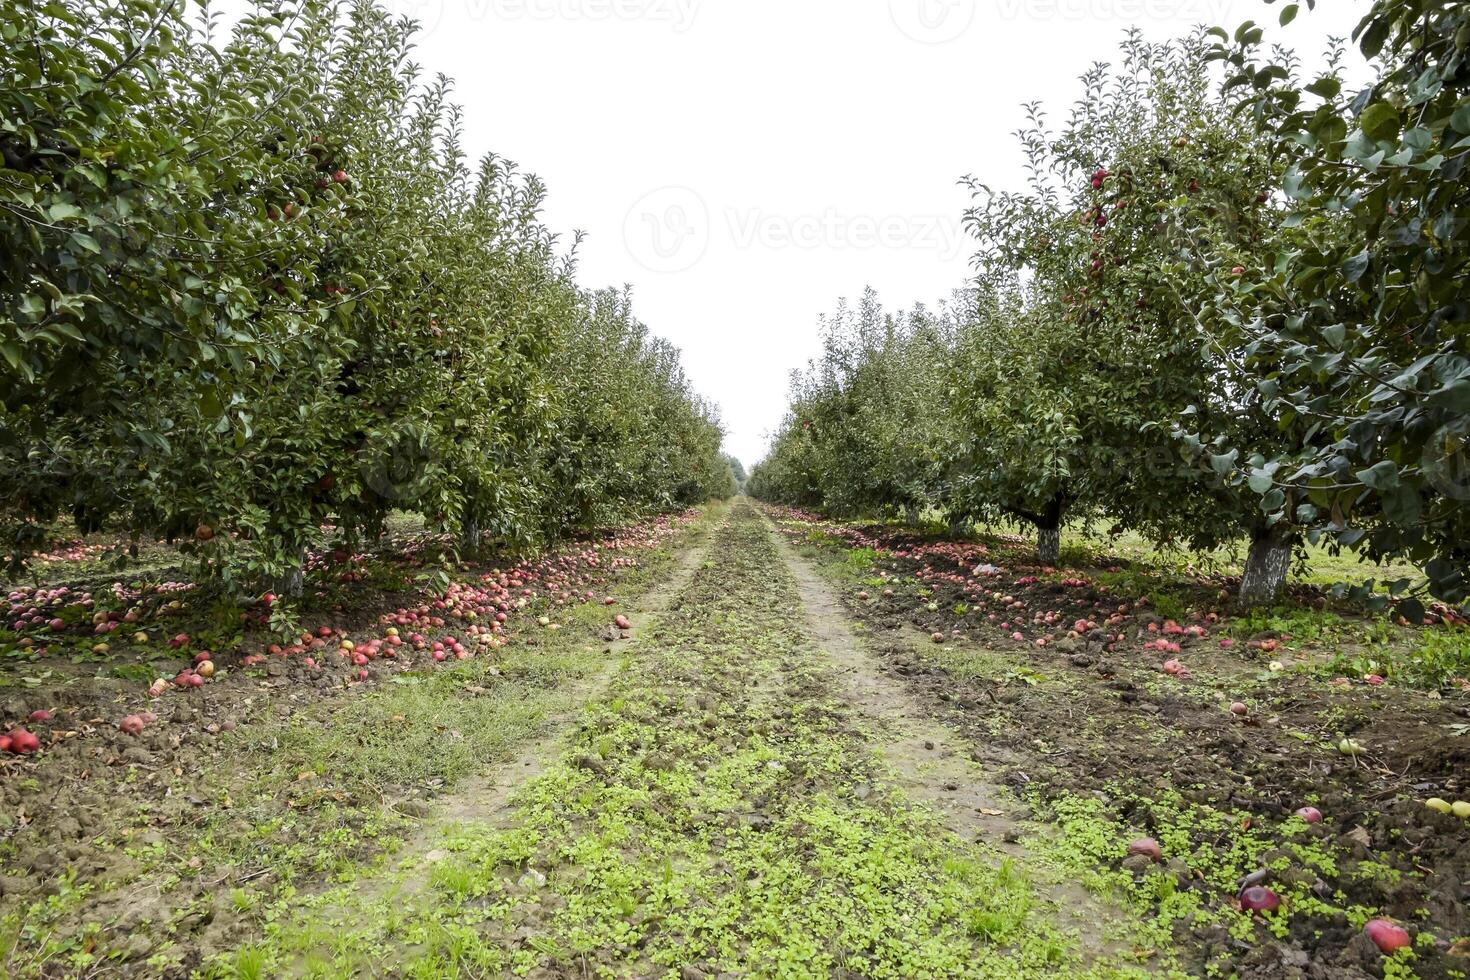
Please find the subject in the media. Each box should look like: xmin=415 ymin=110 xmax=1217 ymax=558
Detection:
xmin=220 ymin=500 xmax=1153 ymax=978
xmin=768 ymin=514 xmax=1132 ymax=967
xmin=435 ymin=523 xmax=722 ymax=828
xmin=289 ymin=507 xmax=728 ymax=944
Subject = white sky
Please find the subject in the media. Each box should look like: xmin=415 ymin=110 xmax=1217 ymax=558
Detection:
xmin=257 ymin=0 xmax=1372 ymax=467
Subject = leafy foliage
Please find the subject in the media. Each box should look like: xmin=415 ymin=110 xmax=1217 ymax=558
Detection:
xmin=1195 ymin=0 xmax=1470 ymax=608
xmin=754 ymin=7 xmax=1470 ymax=613
xmin=1 ymin=0 xmax=730 ymax=593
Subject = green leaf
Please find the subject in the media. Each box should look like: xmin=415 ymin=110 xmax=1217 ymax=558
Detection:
xmin=1342 ymin=250 xmax=1371 ymax=283
xmin=1279 ymin=4 xmax=1299 ymax=26
xmin=1355 ymin=460 xmax=1398 ymax=491
xmin=1382 ymin=485 xmax=1421 ymax=527
xmin=1428 ymin=380 xmax=1470 ymax=414
xmin=1358 ymin=102 xmax=1401 ymax=142
xmin=1305 ymin=76 xmax=1341 ymax=100
xmin=1453 ymin=103 xmax=1470 ymax=135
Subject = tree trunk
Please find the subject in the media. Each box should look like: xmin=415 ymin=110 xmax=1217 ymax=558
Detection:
xmin=1037 ymin=526 xmax=1061 ymax=565
xmin=1035 ymin=494 xmax=1066 ymax=565
xmin=903 ymin=505 xmax=920 ymax=526
xmin=1239 ymin=523 xmax=1294 ymax=607
xmin=461 ymin=516 xmax=482 ymax=555
xmin=273 ymin=548 xmax=306 ymax=599
xmin=947 ymin=514 xmax=968 ymax=539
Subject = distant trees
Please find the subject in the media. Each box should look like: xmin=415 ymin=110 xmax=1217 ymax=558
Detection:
xmin=749 ymin=289 xmax=963 ymax=524
xmin=723 ymin=455 xmax=748 ymax=493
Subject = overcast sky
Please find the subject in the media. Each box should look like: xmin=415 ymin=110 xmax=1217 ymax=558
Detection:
xmin=275 ymin=0 xmax=1371 ymax=467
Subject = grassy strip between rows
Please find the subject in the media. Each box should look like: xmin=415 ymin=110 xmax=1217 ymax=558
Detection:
xmin=0 ymin=507 xmax=724 ymax=979
xmin=208 ymin=501 xmax=1157 ymax=979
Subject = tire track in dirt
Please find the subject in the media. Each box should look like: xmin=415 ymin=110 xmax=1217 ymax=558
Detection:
xmin=766 ymin=513 xmax=1140 ymax=966
xmin=434 ymin=513 xmax=722 ymax=828
xmin=304 ymin=508 xmax=726 ymax=919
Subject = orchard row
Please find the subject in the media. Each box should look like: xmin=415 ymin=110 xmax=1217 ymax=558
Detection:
xmin=1 ymin=0 xmax=735 ymax=598
xmin=751 ymin=3 xmax=1470 ymax=612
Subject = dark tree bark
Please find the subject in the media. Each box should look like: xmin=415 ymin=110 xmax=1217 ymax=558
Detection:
xmin=1239 ymin=523 xmax=1295 ymax=607
xmin=273 ymin=547 xmax=306 ymax=599
xmin=461 ymin=515 xmax=482 ymax=554
xmin=1037 ymin=526 xmax=1061 ymax=566
xmin=1007 ymin=494 xmax=1068 ymax=565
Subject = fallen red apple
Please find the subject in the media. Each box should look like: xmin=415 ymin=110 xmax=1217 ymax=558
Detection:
xmin=1294 ymin=806 xmax=1322 ymax=824
xmin=1229 ymin=702 xmax=1248 ymax=716
xmin=614 ymin=614 xmax=631 ymax=630
xmin=28 ymin=709 xmax=53 ymax=722
xmin=1364 ymin=918 xmax=1410 ymax=953
xmin=6 ymin=728 xmax=40 ymax=754
xmin=1239 ymin=886 xmax=1280 ymax=914
xmin=119 ymin=714 xmax=147 ymax=735
xmin=1127 ymin=838 xmax=1162 ymax=862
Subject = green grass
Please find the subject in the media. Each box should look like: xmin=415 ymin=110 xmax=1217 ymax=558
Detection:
xmin=0 ymin=506 xmax=726 ymax=978
xmin=202 ymin=503 xmax=1149 ymax=979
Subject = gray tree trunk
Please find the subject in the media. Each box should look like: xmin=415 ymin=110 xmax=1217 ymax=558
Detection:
xmin=1239 ymin=524 xmax=1294 ymax=607
xmin=274 ymin=548 xmax=306 ymax=599
xmin=903 ymin=505 xmax=920 ymax=526
xmin=1037 ymin=526 xmax=1061 ymax=565
xmin=461 ymin=516 xmax=482 ymax=554
xmin=947 ymin=514 xmax=968 ymax=539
